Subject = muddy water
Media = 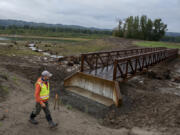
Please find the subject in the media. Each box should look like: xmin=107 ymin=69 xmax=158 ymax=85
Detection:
xmin=28 ymin=43 xmax=64 ymax=59
xmin=0 ymin=37 xmax=9 ymax=41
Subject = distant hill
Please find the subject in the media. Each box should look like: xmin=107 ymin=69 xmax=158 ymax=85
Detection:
xmin=166 ymin=32 xmax=180 ymax=37
xmin=1 ymin=19 xmax=179 ymax=37
xmin=0 ymin=19 xmax=111 ymax=31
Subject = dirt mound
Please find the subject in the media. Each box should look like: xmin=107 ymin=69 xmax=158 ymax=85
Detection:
xmin=102 ymin=58 xmax=180 ymax=132
xmin=4 ymin=64 xmax=70 ymax=101
xmin=103 ymin=89 xmax=180 ymax=129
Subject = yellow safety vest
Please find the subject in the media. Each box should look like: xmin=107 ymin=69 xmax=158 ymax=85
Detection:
xmin=36 ymin=78 xmax=50 ymax=100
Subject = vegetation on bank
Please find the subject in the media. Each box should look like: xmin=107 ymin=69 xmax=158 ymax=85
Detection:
xmin=0 ymin=37 xmax=122 ymax=56
xmin=0 ymin=41 xmax=42 ymax=56
xmin=135 ymin=41 xmax=180 ymax=49
xmin=113 ymin=15 xmax=167 ymax=41
xmin=36 ymin=39 xmax=118 ymax=56
xmin=4 ymin=36 xmax=86 ymax=43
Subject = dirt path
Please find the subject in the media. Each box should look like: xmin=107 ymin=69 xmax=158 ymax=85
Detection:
xmin=0 ymin=67 xmax=162 ymax=135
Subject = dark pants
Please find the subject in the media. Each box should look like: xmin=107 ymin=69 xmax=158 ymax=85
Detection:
xmin=30 ymin=101 xmax=52 ymax=122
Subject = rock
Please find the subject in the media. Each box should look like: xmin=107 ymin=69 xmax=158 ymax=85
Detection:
xmin=0 ymin=74 xmax=8 ymax=80
xmin=63 ymin=61 xmax=68 ymax=65
xmin=146 ymin=69 xmax=171 ymax=80
xmin=49 ymin=51 xmax=53 ymax=55
xmin=163 ymin=69 xmax=171 ymax=79
xmin=13 ymin=41 xmax=17 ymax=45
xmin=129 ymin=127 xmax=159 ymax=135
xmin=28 ymin=43 xmax=35 ymax=47
xmin=58 ymin=57 xmax=66 ymax=62
xmin=67 ymin=68 xmax=72 ymax=72
xmin=8 ymin=45 xmax=14 ymax=48
xmin=174 ymin=77 xmax=180 ymax=83
xmin=44 ymin=57 xmax=48 ymax=61
xmin=74 ymin=59 xmax=80 ymax=64
xmin=67 ymin=61 xmax=74 ymax=66
xmin=147 ymin=71 xmax=157 ymax=79
xmin=139 ymin=80 xmax=144 ymax=84
xmin=0 ymin=114 xmax=6 ymax=121
xmin=25 ymin=44 xmax=29 ymax=47
xmin=44 ymin=44 xmax=51 ymax=47
xmin=110 ymin=119 xmax=115 ymax=124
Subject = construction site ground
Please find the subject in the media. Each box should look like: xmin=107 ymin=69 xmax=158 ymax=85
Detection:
xmin=1 ymin=37 xmax=180 ymax=135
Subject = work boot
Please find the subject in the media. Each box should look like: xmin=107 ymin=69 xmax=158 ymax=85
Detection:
xmin=29 ymin=113 xmax=38 ymax=125
xmin=29 ymin=118 xmax=38 ymax=125
xmin=48 ymin=121 xmax=58 ymax=128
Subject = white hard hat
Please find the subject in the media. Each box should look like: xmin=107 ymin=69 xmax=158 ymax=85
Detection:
xmin=41 ymin=70 xmax=53 ymax=77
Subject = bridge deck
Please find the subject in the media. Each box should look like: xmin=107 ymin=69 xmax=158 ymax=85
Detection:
xmin=84 ymin=56 xmax=146 ymax=81
xmin=84 ymin=63 xmax=143 ymax=81
xmin=85 ymin=65 xmax=115 ymax=81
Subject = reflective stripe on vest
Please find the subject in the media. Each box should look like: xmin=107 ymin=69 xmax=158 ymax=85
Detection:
xmin=36 ymin=78 xmax=50 ymax=100
xmin=40 ymin=95 xmax=49 ymax=99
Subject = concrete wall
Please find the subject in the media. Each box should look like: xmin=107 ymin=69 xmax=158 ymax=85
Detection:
xmin=64 ymin=72 xmax=121 ymax=106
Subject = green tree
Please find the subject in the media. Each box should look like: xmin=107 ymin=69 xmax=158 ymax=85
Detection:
xmin=146 ymin=19 xmax=153 ymax=40
xmin=126 ymin=16 xmax=134 ymax=38
xmin=133 ymin=16 xmax=140 ymax=39
xmin=152 ymin=19 xmax=167 ymax=41
xmin=140 ymin=15 xmax=147 ymax=39
xmin=113 ymin=15 xmax=167 ymax=41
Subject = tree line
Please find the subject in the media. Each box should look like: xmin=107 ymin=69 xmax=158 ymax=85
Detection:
xmin=0 ymin=25 xmax=112 ymax=38
xmin=161 ymin=36 xmax=180 ymax=43
xmin=113 ymin=15 xmax=167 ymax=41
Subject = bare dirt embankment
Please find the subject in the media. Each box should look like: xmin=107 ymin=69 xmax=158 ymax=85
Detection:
xmin=103 ymin=57 xmax=180 ymax=133
xmin=1 ymin=37 xmax=180 ymax=135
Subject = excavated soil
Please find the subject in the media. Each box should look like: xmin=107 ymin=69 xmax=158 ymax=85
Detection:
xmin=102 ymin=58 xmax=180 ymax=134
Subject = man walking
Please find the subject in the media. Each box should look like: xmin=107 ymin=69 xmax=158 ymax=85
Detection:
xmin=29 ymin=70 xmax=58 ymax=128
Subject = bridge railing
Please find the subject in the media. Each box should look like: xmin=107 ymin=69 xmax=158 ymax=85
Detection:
xmin=80 ymin=47 xmax=166 ymax=72
xmin=113 ymin=49 xmax=178 ymax=81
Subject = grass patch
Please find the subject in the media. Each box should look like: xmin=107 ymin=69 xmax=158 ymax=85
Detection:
xmin=11 ymin=76 xmax=19 ymax=85
xmin=0 ymin=36 xmax=125 ymax=57
xmin=8 ymin=37 xmax=85 ymax=43
xmin=66 ymin=104 xmax=72 ymax=110
xmin=85 ymin=105 xmax=89 ymax=113
xmin=37 ymin=38 xmax=117 ymax=56
xmin=0 ymin=48 xmax=42 ymax=56
xmin=0 ymin=43 xmax=42 ymax=56
xmin=1 ymin=35 xmax=93 ymax=42
xmin=135 ymin=41 xmax=180 ymax=49
xmin=0 ymin=85 xmax=9 ymax=95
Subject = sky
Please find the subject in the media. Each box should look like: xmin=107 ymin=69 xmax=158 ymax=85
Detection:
xmin=0 ymin=0 xmax=179 ymax=32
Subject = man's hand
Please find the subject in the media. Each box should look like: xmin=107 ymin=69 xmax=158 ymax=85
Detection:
xmin=41 ymin=102 xmax=46 ymax=108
